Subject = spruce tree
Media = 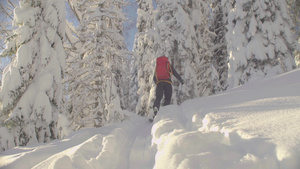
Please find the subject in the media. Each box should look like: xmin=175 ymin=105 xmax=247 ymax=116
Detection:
xmin=0 ymin=0 xmax=66 ymax=151
xmin=65 ymin=0 xmax=129 ymax=129
xmin=134 ymin=0 xmax=157 ymax=116
xmin=226 ymin=0 xmax=297 ymax=88
xmin=210 ymin=0 xmax=228 ymax=92
xmin=153 ymin=0 xmax=201 ymax=105
xmin=193 ymin=0 xmax=216 ymax=97
xmin=134 ymin=0 xmax=218 ymax=113
xmin=287 ymin=0 xmax=300 ymax=67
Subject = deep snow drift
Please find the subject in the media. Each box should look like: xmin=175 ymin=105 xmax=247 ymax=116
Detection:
xmin=1 ymin=69 xmax=300 ymax=169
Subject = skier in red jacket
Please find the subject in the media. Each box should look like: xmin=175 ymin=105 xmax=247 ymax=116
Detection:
xmin=152 ymin=56 xmax=184 ymax=118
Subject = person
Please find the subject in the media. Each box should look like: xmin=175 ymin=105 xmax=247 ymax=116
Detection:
xmin=152 ymin=56 xmax=184 ymax=118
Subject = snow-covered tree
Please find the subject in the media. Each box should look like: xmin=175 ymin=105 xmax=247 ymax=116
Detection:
xmin=287 ymin=0 xmax=300 ymax=67
xmin=0 ymin=0 xmax=68 ymax=151
xmin=133 ymin=0 xmax=218 ymax=116
xmin=210 ymin=0 xmax=228 ymax=92
xmin=226 ymin=0 xmax=297 ymax=88
xmin=152 ymin=0 xmax=201 ymax=105
xmin=0 ymin=1 xmax=12 ymax=50
xmin=287 ymin=0 xmax=300 ymax=33
xmin=193 ymin=0 xmax=217 ymax=97
xmin=133 ymin=0 xmax=157 ymax=116
xmin=0 ymin=0 xmax=17 ymax=77
xmin=128 ymin=53 xmax=139 ymax=113
xmin=296 ymin=38 xmax=300 ymax=67
xmin=65 ymin=0 xmax=129 ymax=129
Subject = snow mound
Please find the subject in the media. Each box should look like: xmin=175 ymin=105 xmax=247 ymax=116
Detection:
xmin=1 ymin=69 xmax=300 ymax=169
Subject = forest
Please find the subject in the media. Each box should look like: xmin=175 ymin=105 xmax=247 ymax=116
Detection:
xmin=0 ymin=0 xmax=299 ymax=152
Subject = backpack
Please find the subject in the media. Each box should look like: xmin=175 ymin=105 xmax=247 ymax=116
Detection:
xmin=155 ymin=56 xmax=172 ymax=80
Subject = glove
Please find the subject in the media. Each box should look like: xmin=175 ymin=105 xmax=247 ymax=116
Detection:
xmin=180 ymin=79 xmax=184 ymax=85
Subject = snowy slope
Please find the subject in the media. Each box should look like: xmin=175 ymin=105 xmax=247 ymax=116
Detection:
xmin=1 ymin=69 xmax=300 ymax=169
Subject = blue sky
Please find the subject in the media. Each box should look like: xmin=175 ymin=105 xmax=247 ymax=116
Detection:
xmin=123 ymin=0 xmax=138 ymax=52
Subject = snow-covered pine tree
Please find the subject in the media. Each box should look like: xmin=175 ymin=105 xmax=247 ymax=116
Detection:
xmin=296 ymin=38 xmax=300 ymax=67
xmin=0 ymin=0 xmax=15 ymax=52
xmin=128 ymin=52 xmax=139 ymax=112
xmin=0 ymin=0 xmax=67 ymax=151
xmin=193 ymin=0 xmax=216 ymax=97
xmin=0 ymin=0 xmax=17 ymax=78
xmin=287 ymin=0 xmax=300 ymax=67
xmin=137 ymin=0 xmax=154 ymax=32
xmin=152 ymin=0 xmax=203 ymax=106
xmin=65 ymin=0 xmax=129 ymax=129
xmin=133 ymin=0 xmax=157 ymax=116
xmin=226 ymin=0 xmax=297 ymax=88
xmin=287 ymin=0 xmax=300 ymax=34
xmin=210 ymin=0 xmax=228 ymax=92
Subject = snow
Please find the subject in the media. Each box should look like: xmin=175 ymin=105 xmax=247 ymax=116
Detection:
xmin=225 ymin=0 xmax=298 ymax=89
xmin=14 ymin=5 xmax=38 ymax=27
xmin=0 ymin=65 xmax=22 ymax=110
xmin=1 ymin=69 xmax=300 ymax=168
xmin=0 ymin=0 xmax=67 ymax=150
xmin=16 ymin=44 xmax=32 ymax=69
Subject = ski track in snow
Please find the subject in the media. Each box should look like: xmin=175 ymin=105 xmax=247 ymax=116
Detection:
xmin=111 ymin=118 xmax=155 ymax=169
xmin=29 ymin=117 xmax=155 ymax=169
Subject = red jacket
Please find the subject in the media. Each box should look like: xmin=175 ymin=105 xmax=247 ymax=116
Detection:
xmin=153 ymin=65 xmax=183 ymax=85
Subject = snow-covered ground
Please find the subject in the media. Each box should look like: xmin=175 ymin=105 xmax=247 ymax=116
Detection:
xmin=1 ymin=69 xmax=300 ymax=169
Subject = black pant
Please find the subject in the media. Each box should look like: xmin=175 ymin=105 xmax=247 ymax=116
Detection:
xmin=153 ymin=82 xmax=172 ymax=114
